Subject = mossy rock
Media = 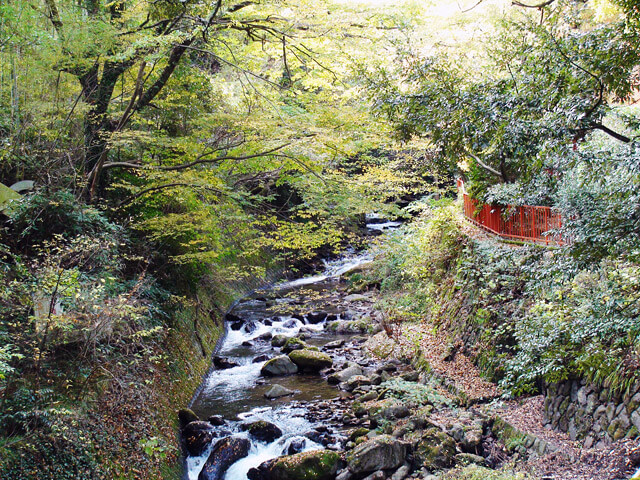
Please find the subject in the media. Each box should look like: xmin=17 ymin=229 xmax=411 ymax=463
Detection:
xmin=345 ymin=434 xmax=407 ymax=474
xmin=282 ymin=337 xmax=309 ymax=354
xmin=241 ymin=421 xmax=283 ymax=443
xmin=288 ymin=349 xmax=332 ymax=372
xmin=349 ymin=427 xmax=370 ymax=442
xmin=414 ymin=428 xmax=456 ymax=470
xmin=178 ymin=408 xmax=200 ymax=429
xmin=272 ymin=334 xmax=289 ymax=347
xmin=261 ymin=355 xmax=299 ymax=376
xmin=247 ymin=450 xmax=341 ymax=480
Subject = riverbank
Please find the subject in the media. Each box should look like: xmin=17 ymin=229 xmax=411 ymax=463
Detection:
xmin=179 ymin=202 xmax=640 ymax=480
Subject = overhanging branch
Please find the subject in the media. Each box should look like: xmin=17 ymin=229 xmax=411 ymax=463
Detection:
xmin=102 ymin=144 xmax=291 ymax=172
xmin=590 ymin=123 xmax=632 ymax=143
xmin=512 ymin=0 xmax=556 ymax=7
xmin=465 ymin=151 xmax=506 ymax=181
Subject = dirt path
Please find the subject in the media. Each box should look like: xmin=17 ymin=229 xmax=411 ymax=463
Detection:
xmin=366 ymin=319 xmax=640 ymax=480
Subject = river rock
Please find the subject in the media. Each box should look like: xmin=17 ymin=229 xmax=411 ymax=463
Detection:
xmin=288 ymin=349 xmax=333 ymax=372
xmin=253 ymin=354 xmax=270 ymax=363
xmin=324 ymin=339 xmax=345 ymax=349
xmin=208 ymin=415 xmax=225 ymax=426
xmin=244 ymin=321 xmax=258 ymax=333
xmin=458 ymin=424 xmax=483 ymax=452
xmin=241 ymin=421 xmax=283 ymax=443
xmin=379 ymin=362 xmax=398 ymax=372
xmin=214 ymin=356 xmax=240 ymax=370
xmin=230 ymin=321 xmax=244 ymax=331
xmin=247 ymin=450 xmax=341 ymax=480
xmin=401 ymin=371 xmax=419 ymax=382
xmin=261 ymin=355 xmax=299 ymax=376
xmin=199 ymin=437 xmax=251 ymax=480
xmin=287 ymin=437 xmax=308 ymax=455
xmin=380 ymin=403 xmax=410 ymax=420
xmin=346 ymin=435 xmax=407 ymax=475
xmin=361 ymin=471 xmax=385 ymax=480
xmin=282 ymin=337 xmax=308 ymax=354
xmin=225 ymin=312 xmax=244 ymax=323
xmin=183 ymin=421 xmax=215 ymax=456
xmin=271 ymin=335 xmax=289 ymax=347
xmin=178 ymin=408 xmax=200 ymax=429
xmin=328 ymin=365 xmax=363 ymax=385
xmin=344 ymin=294 xmax=369 ymax=303
xmin=345 ymin=375 xmax=371 ymax=391
xmin=391 ymin=463 xmax=411 ymax=480
xmin=307 ymin=311 xmax=328 ymax=324
xmin=265 ymin=384 xmax=296 ymax=399
xmin=350 ymin=427 xmax=370 ymax=442
xmin=413 ymin=428 xmax=456 ymax=470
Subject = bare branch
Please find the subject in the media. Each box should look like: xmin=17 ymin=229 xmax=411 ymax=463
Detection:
xmin=116 ymin=61 xmax=146 ymax=131
xmin=511 ymin=0 xmax=556 ymax=8
xmin=590 ymin=123 xmax=632 ymax=143
xmin=133 ymin=38 xmax=194 ymax=113
xmin=465 ymin=151 xmax=505 ymax=180
xmin=102 ymin=144 xmax=291 ymax=172
xmin=44 ymin=0 xmax=63 ymax=33
xmin=459 ymin=0 xmax=485 ymax=13
xmin=117 ymin=183 xmax=222 ymax=207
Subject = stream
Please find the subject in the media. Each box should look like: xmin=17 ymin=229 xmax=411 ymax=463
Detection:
xmin=185 ymin=223 xmax=393 ymax=480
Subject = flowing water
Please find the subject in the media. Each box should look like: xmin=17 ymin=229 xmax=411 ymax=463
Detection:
xmin=186 ymin=250 xmax=375 ymax=480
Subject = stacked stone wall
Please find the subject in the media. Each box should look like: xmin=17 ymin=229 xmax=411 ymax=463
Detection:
xmin=543 ymin=379 xmax=640 ymax=447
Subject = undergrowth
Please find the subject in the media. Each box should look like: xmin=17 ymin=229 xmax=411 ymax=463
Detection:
xmin=371 ymin=203 xmax=640 ymax=397
xmin=0 ymin=191 xmax=226 ymax=479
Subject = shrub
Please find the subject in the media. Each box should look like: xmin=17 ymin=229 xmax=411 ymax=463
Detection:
xmin=8 ymin=190 xmax=118 ymax=248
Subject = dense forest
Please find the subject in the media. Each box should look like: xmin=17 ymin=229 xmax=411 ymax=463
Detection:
xmin=0 ymin=0 xmax=639 ymax=479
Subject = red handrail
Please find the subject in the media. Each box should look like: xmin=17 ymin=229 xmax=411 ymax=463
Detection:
xmin=458 ymin=181 xmax=566 ymax=246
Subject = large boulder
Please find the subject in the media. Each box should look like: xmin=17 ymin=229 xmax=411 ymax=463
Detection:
xmin=241 ymin=421 xmax=283 ymax=443
xmin=183 ymin=421 xmax=215 ymax=456
xmin=247 ymin=450 xmax=341 ymax=480
xmin=178 ymin=408 xmax=200 ymax=429
xmin=328 ymin=366 xmax=363 ymax=385
xmin=346 ymin=435 xmax=407 ymax=475
xmin=199 ymin=437 xmax=251 ymax=480
xmin=413 ymin=428 xmax=456 ymax=470
xmin=288 ymin=350 xmax=332 ymax=372
xmin=261 ymin=355 xmax=299 ymax=376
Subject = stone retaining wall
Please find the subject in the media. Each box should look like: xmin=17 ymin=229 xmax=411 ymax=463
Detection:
xmin=543 ymin=379 xmax=640 ymax=447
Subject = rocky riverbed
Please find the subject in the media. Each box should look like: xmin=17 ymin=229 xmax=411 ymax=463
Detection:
xmin=179 ymin=252 xmax=640 ymax=480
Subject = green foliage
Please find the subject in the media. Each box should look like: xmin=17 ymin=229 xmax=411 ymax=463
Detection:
xmin=364 ymin=1 xmax=640 ymax=198
xmin=379 ymin=377 xmax=452 ymax=408
xmin=556 ymin=143 xmax=640 ymax=263
xmin=443 ymin=465 xmax=529 ymax=480
xmin=373 ymin=202 xmax=640 ymax=397
xmin=505 ymin=257 xmax=640 ymax=395
xmin=8 ymin=190 xmax=118 ymax=246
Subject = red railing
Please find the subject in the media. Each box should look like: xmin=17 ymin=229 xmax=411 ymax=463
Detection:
xmin=457 ymin=179 xmax=566 ymax=245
